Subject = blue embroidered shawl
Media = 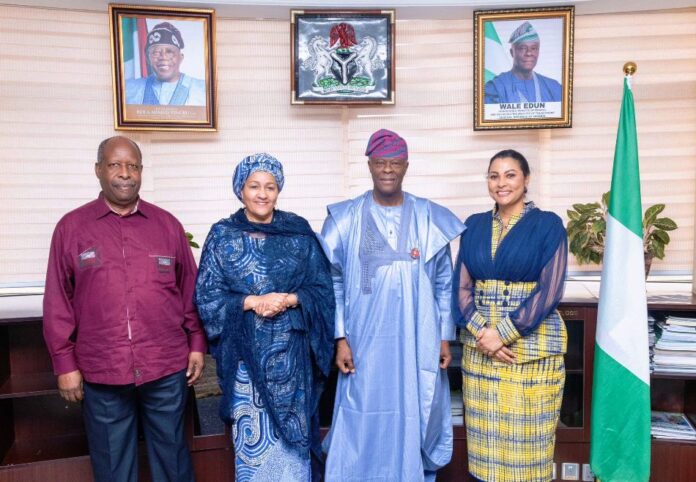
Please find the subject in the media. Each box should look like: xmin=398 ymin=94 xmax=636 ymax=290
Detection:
xmin=194 ymin=209 xmax=335 ymax=459
xmin=453 ymin=207 xmax=567 ymax=336
xmin=456 ymin=208 xmax=566 ymax=282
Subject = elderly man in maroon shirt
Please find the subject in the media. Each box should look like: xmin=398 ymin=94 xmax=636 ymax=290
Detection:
xmin=43 ymin=135 xmax=206 ymax=482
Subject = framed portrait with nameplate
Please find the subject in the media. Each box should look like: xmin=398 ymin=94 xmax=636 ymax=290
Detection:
xmin=291 ymin=9 xmax=395 ymax=105
xmin=109 ymin=4 xmax=217 ymax=131
xmin=474 ymin=6 xmax=574 ymax=130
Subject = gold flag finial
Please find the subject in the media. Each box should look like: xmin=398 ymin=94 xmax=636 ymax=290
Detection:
xmin=623 ymin=62 xmax=637 ymax=76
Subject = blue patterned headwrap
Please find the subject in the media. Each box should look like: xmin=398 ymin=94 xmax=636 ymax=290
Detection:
xmin=232 ymin=153 xmax=285 ymax=200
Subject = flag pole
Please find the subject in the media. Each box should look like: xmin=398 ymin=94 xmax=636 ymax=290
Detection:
xmin=594 ymin=60 xmax=638 ymax=482
xmin=590 ymin=59 xmax=651 ymax=482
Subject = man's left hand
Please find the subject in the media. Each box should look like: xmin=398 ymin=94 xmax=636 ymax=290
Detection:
xmin=439 ymin=340 xmax=452 ymax=369
xmin=186 ymin=351 xmax=205 ymax=386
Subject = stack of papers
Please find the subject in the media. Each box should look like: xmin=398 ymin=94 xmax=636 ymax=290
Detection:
xmin=651 ymin=411 xmax=696 ymax=440
xmin=652 ymin=316 xmax=696 ymax=374
xmin=648 ymin=315 xmax=657 ymax=348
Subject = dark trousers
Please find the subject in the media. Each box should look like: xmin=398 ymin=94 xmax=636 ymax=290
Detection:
xmin=83 ymin=369 xmax=194 ymax=482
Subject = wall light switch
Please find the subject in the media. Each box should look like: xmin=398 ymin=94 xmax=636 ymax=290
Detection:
xmin=582 ymin=464 xmax=596 ymax=481
xmin=561 ymin=462 xmax=580 ymax=480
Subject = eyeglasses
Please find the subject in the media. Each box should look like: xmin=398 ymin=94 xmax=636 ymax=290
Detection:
xmin=104 ymin=162 xmax=142 ymax=173
xmin=147 ymin=47 xmax=179 ymax=60
xmin=370 ymin=159 xmax=407 ymax=170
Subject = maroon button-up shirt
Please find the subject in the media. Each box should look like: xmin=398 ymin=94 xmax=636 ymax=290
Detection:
xmin=43 ymin=195 xmax=207 ymax=385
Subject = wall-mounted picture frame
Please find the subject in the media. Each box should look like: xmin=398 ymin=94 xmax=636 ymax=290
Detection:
xmin=474 ymin=6 xmax=574 ymax=130
xmin=109 ymin=4 xmax=217 ymax=131
xmin=291 ymin=9 xmax=395 ymax=105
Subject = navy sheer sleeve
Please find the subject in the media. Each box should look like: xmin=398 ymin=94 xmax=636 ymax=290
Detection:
xmin=452 ymin=243 xmax=487 ymax=337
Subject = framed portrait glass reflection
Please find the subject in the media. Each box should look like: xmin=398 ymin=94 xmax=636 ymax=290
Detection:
xmin=474 ymin=6 xmax=574 ymax=130
xmin=109 ymin=4 xmax=217 ymax=131
xmin=291 ymin=10 xmax=395 ymax=105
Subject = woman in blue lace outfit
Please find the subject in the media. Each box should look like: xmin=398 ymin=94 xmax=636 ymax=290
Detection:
xmin=195 ymin=153 xmax=335 ymax=481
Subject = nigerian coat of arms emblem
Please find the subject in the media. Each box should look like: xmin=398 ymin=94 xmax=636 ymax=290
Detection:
xmin=292 ymin=11 xmax=394 ymax=104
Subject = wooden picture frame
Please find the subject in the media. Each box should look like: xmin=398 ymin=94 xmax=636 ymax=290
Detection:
xmin=291 ymin=9 xmax=395 ymax=105
xmin=474 ymin=6 xmax=574 ymax=130
xmin=109 ymin=4 xmax=217 ymax=131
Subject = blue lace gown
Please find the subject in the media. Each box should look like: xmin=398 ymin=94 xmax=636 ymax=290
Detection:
xmin=195 ymin=210 xmax=335 ymax=481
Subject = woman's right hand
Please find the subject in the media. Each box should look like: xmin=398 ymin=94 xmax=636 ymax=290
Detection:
xmin=244 ymin=293 xmax=289 ymax=318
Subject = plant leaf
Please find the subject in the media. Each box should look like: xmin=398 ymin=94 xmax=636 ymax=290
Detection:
xmin=651 ymin=230 xmax=670 ymax=244
xmin=185 ymin=231 xmax=199 ymax=249
xmin=572 ymin=203 xmax=601 ymax=214
xmin=576 ymin=213 xmax=592 ymax=225
xmin=643 ymin=204 xmax=665 ymax=228
xmin=569 ymin=232 xmax=590 ymax=256
xmin=653 ymin=242 xmax=666 ymax=260
xmin=601 ymin=191 xmax=611 ymax=208
xmin=591 ymin=219 xmax=605 ymax=234
xmin=566 ymin=225 xmax=579 ymax=237
xmin=652 ymin=218 xmax=678 ymax=231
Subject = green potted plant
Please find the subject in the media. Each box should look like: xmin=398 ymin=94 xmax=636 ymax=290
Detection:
xmin=186 ymin=231 xmax=200 ymax=249
xmin=566 ymin=191 xmax=678 ymax=275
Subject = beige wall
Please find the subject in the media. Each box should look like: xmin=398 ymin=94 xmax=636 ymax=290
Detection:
xmin=1 ymin=5 xmax=695 ymax=284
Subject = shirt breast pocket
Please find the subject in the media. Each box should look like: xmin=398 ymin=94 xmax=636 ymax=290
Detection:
xmin=149 ymin=253 xmax=177 ymax=285
xmin=77 ymin=246 xmax=101 ymax=270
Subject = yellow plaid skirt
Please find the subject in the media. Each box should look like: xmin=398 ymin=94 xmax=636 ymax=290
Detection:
xmin=462 ymin=347 xmax=565 ymax=482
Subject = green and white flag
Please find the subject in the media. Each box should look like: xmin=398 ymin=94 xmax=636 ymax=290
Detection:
xmin=590 ymin=77 xmax=651 ymax=482
xmin=121 ymin=17 xmax=148 ymax=80
xmin=484 ymin=21 xmax=510 ymax=83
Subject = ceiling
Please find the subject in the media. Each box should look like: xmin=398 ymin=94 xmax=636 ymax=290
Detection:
xmin=8 ymin=0 xmax=696 ymax=19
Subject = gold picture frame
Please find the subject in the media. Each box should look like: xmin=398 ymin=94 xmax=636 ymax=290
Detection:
xmin=474 ymin=6 xmax=574 ymax=130
xmin=109 ymin=4 xmax=217 ymax=131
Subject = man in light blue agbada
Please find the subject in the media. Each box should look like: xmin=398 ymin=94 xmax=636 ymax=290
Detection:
xmin=321 ymin=129 xmax=465 ymax=481
xmin=125 ymin=22 xmax=206 ymax=106
xmin=484 ymin=21 xmax=562 ymax=104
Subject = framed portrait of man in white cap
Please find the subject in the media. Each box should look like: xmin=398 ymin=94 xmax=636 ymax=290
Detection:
xmin=109 ymin=4 xmax=217 ymax=131
xmin=473 ymin=6 xmax=574 ymax=130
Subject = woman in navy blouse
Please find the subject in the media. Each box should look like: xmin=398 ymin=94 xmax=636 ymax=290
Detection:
xmin=452 ymin=149 xmax=568 ymax=482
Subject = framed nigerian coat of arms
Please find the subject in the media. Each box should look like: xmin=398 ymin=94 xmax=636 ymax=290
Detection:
xmin=291 ymin=10 xmax=395 ymax=105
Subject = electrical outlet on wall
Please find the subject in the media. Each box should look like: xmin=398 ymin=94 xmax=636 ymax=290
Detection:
xmin=561 ymin=462 xmax=580 ymax=480
xmin=582 ymin=464 xmax=596 ymax=481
